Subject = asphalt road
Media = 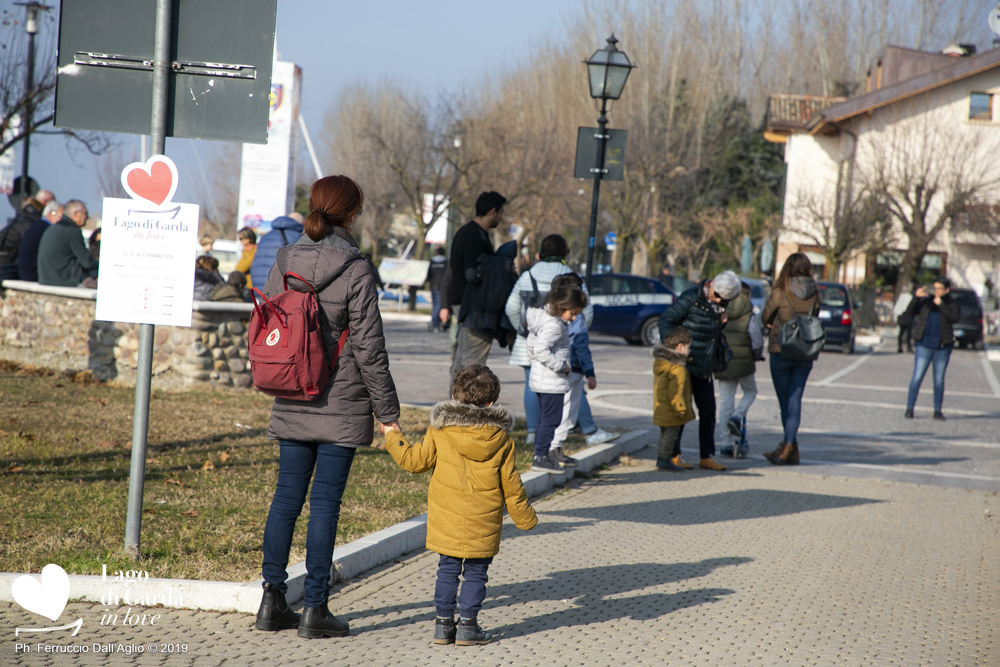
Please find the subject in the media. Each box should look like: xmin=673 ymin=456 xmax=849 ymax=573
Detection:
xmin=383 ymin=315 xmax=1000 ymax=489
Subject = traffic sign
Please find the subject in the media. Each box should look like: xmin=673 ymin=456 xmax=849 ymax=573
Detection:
xmin=604 ymin=231 xmax=617 ymax=250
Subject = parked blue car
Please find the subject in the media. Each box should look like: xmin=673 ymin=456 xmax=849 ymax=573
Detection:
xmin=816 ymin=281 xmax=856 ymax=353
xmin=589 ymin=273 xmax=676 ymax=346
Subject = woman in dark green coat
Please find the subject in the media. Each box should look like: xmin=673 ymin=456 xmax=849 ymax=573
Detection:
xmin=713 ymin=288 xmax=760 ymax=448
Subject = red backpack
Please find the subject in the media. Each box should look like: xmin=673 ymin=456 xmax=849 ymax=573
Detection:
xmin=248 ymin=272 xmax=348 ymax=401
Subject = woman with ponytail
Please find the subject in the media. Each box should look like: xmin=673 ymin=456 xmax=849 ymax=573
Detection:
xmin=255 ymin=175 xmax=401 ymax=639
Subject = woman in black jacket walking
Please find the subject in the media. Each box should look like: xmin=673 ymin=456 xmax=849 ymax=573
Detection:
xmin=903 ymin=277 xmax=961 ymax=420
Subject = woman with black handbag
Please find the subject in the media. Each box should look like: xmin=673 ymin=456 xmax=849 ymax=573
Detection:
xmin=761 ymin=253 xmax=821 ymax=465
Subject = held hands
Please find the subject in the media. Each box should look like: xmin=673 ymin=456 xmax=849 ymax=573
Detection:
xmin=587 ymin=376 xmax=597 ymax=390
xmin=379 ymin=421 xmax=401 ymax=434
xmin=439 ymin=308 xmax=450 ymax=322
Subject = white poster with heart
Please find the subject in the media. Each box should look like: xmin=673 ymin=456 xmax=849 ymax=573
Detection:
xmin=95 ymin=156 xmax=199 ymax=327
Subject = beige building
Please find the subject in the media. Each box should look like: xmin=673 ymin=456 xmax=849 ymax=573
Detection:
xmin=765 ymin=45 xmax=1000 ymax=297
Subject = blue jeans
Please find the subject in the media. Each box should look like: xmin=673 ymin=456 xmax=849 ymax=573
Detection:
xmin=524 ymin=366 xmax=596 ymax=436
xmin=430 ymin=289 xmax=442 ymax=330
xmin=907 ymin=345 xmax=952 ymax=412
xmin=434 ymin=555 xmax=493 ymax=619
xmin=535 ymin=392 xmax=564 ymax=458
xmin=524 ymin=367 xmax=538 ymax=433
xmin=262 ymin=441 xmax=356 ymax=607
xmin=769 ymin=354 xmax=813 ymax=444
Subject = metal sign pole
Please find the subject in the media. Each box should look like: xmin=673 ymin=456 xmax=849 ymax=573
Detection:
xmin=124 ymin=0 xmax=172 ymax=558
xmin=584 ymin=98 xmax=610 ymax=293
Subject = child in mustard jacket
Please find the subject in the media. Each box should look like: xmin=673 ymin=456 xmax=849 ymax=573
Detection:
xmin=383 ymin=364 xmax=537 ymax=647
xmin=652 ymin=326 xmax=695 ymax=472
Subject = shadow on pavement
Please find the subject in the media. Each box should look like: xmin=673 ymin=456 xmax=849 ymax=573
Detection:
xmin=540 ymin=488 xmax=883 ymax=525
xmin=344 ymin=559 xmax=747 ymax=638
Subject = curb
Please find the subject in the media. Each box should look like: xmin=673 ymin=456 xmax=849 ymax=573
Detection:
xmin=0 ymin=429 xmax=650 ymax=615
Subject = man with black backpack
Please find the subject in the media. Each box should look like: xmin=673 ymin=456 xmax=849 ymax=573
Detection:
xmin=446 ymin=191 xmax=506 ymax=382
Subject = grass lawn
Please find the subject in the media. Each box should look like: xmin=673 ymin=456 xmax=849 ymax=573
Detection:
xmin=0 ymin=361 xmax=585 ymax=583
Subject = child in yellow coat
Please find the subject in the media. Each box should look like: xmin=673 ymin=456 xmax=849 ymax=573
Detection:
xmin=652 ymin=326 xmax=695 ymax=472
xmin=383 ymin=364 xmax=537 ymax=647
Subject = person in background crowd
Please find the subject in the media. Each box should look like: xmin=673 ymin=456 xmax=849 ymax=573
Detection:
xmin=200 ymin=235 xmax=215 ymax=254
xmin=526 ymin=284 xmax=588 ymax=474
xmin=657 ymin=270 xmax=742 ymax=471
xmin=714 ymin=281 xmax=760 ymax=455
xmin=894 ymin=288 xmax=914 ymax=353
xmin=236 ymin=227 xmax=257 ymax=288
xmin=0 ymin=189 xmax=53 ymax=280
xmin=255 ymin=174 xmax=400 ymax=640
xmin=427 ymin=246 xmax=448 ymax=332
xmin=547 ymin=272 xmax=603 ymax=465
xmin=250 ymin=214 xmax=305 ymax=290
xmin=447 ymin=191 xmax=506 ymax=383
xmin=504 ymin=234 xmax=614 ymax=447
xmin=193 ymin=255 xmax=222 ymax=301
xmin=17 ymin=200 xmax=62 ymax=282
xmin=761 ymin=253 xmax=821 ymax=465
xmin=88 ymin=228 xmax=102 ymax=262
xmin=903 ymin=277 xmax=961 ymax=420
xmin=37 ymin=199 xmax=99 ymax=288
xmin=208 ymin=269 xmax=249 ymax=302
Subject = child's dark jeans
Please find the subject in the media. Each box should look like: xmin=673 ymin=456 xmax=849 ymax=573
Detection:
xmin=434 ymin=555 xmax=493 ymax=619
xmin=658 ymin=425 xmax=684 ymax=460
xmin=535 ymin=392 xmax=564 ymax=458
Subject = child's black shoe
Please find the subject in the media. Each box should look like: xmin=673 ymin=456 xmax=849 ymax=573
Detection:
xmin=549 ymin=448 xmax=579 ymax=468
xmin=433 ymin=616 xmax=455 ymax=645
xmin=531 ymin=455 xmax=562 ymax=474
xmin=656 ymin=457 xmax=684 ymax=472
xmin=455 ymin=618 xmax=493 ymax=645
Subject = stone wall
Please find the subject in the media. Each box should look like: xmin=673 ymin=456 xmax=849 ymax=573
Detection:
xmin=0 ymin=281 xmax=253 ymax=390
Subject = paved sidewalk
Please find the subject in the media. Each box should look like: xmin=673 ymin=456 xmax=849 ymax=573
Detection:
xmin=4 ymin=435 xmax=999 ymax=666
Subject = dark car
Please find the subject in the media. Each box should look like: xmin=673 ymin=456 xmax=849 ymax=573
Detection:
xmin=816 ymin=281 xmax=856 ymax=354
xmin=949 ymin=288 xmax=984 ymax=349
xmin=590 ymin=273 xmax=675 ymax=346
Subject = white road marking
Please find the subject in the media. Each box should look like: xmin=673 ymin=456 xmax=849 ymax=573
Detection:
xmin=807 ymin=382 xmax=1000 ymax=401
xmin=814 ymin=343 xmax=880 ymax=385
xmin=754 ymin=457 xmax=1000 ymax=482
xmin=587 ymin=391 xmax=997 ymax=418
xmin=981 ymin=351 xmax=1000 ymax=397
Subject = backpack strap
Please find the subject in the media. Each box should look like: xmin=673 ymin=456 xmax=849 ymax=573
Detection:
xmin=528 ymin=270 xmax=539 ymax=299
xmin=283 ymin=271 xmax=319 ymax=298
xmin=279 ymin=229 xmax=289 ymax=246
xmin=329 ymin=328 xmax=349 ymax=371
xmin=779 ymin=288 xmax=820 ymax=326
xmin=249 ymin=287 xmax=286 ymax=327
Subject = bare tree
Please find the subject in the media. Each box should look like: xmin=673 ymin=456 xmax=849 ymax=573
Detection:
xmin=858 ymin=106 xmax=1000 ymax=295
xmin=0 ymin=9 xmax=110 ymax=162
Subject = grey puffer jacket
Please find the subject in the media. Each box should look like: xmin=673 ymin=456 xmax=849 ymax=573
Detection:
xmin=526 ymin=307 xmax=570 ymax=394
xmin=264 ymin=225 xmax=400 ymax=445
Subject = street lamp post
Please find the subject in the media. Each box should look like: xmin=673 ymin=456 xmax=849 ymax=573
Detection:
xmin=583 ymin=34 xmax=634 ymax=292
xmin=13 ymin=2 xmax=51 ymax=202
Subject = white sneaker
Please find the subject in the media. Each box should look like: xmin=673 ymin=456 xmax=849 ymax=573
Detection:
xmin=584 ymin=428 xmax=618 ymax=446
xmin=525 ymin=432 xmax=535 ymax=445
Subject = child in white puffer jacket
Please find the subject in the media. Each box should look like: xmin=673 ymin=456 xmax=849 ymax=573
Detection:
xmin=526 ymin=284 xmax=588 ymax=474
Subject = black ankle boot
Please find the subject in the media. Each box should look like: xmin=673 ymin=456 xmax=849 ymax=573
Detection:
xmin=254 ymin=583 xmax=300 ymax=631
xmin=433 ymin=616 xmax=456 ymax=645
xmin=297 ymin=603 xmax=350 ymax=639
xmin=455 ymin=618 xmax=493 ymax=646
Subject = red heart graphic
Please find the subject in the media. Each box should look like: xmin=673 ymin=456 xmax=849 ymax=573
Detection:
xmin=126 ymin=161 xmax=173 ymax=206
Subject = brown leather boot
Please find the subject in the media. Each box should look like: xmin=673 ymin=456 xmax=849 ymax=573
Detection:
xmin=784 ymin=442 xmax=800 ymax=465
xmin=763 ymin=442 xmax=787 ymax=465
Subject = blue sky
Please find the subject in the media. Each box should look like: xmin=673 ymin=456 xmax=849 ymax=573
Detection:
xmin=2 ymin=0 xmax=584 ymax=224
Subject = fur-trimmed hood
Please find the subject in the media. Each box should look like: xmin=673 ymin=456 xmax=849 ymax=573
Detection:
xmin=430 ymin=400 xmax=514 ymax=463
xmin=652 ymin=345 xmax=688 ymax=365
